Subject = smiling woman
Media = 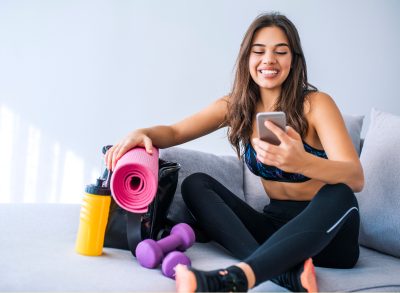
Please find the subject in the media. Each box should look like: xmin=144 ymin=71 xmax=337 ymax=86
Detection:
xmin=227 ymin=14 xmax=316 ymax=158
xmin=103 ymin=12 xmax=364 ymax=293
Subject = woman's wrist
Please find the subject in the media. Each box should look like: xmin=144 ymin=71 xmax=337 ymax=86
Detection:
xmin=297 ymin=152 xmax=316 ymax=176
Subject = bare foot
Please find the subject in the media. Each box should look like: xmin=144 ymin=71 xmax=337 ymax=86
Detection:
xmin=300 ymin=258 xmax=318 ymax=292
xmin=175 ymin=264 xmax=197 ymax=293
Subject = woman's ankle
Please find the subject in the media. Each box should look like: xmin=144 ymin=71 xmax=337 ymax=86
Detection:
xmin=175 ymin=264 xmax=250 ymax=292
xmin=234 ymin=262 xmax=255 ymax=289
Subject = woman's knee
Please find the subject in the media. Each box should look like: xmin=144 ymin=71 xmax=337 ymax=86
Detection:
xmin=318 ymin=183 xmax=358 ymax=207
xmin=181 ymin=172 xmax=212 ymax=201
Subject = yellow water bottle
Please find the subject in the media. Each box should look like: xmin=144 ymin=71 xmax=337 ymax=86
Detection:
xmin=75 ymin=178 xmax=111 ymax=256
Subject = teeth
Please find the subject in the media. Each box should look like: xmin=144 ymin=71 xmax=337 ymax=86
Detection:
xmin=260 ymin=70 xmax=278 ymax=74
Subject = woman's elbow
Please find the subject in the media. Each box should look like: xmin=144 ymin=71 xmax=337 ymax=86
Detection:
xmin=351 ymin=168 xmax=365 ymax=193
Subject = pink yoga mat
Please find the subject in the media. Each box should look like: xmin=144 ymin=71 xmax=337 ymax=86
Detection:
xmin=110 ymin=147 xmax=159 ymax=213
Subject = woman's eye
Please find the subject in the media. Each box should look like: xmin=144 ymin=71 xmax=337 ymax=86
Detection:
xmin=252 ymin=51 xmax=264 ymax=55
xmin=276 ymin=52 xmax=288 ymax=55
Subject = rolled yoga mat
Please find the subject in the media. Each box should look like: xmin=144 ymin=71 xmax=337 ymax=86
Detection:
xmin=110 ymin=147 xmax=159 ymax=213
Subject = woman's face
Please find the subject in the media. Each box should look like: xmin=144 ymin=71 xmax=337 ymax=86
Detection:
xmin=249 ymin=26 xmax=292 ymax=93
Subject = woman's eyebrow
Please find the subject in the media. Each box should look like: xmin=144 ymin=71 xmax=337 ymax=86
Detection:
xmin=251 ymin=43 xmax=289 ymax=48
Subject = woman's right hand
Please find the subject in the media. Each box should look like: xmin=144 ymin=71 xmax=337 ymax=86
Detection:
xmin=105 ymin=130 xmax=154 ymax=171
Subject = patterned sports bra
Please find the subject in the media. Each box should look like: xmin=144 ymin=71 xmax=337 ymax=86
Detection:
xmin=244 ymin=141 xmax=328 ymax=183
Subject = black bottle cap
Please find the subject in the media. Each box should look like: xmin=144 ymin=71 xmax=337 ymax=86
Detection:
xmin=85 ymin=178 xmax=111 ymax=196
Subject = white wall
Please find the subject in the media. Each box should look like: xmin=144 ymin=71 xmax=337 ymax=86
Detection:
xmin=1 ymin=0 xmax=399 ymax=203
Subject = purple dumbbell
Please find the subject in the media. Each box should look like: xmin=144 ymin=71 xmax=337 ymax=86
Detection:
xmin=135 ymin=223 xmax=195 ymax=269
xmin=161 ymin=251 xmax=191 ymax=279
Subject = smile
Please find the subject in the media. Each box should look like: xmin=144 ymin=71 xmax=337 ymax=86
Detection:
xmin=259 ymin=69 xmax=279 ymax=77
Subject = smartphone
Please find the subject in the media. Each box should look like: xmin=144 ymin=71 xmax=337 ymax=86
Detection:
xmin=256 ymin=111 xmax=287 ymax=145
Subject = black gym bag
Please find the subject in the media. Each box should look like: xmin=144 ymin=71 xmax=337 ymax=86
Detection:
xmin=100 ymin=145 xmax=181 ymax=257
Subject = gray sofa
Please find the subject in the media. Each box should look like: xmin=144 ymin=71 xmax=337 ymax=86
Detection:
xmin=1 ymin=108 xmax=399 ymax=291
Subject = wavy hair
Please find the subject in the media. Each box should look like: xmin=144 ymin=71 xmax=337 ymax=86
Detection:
xmin=226 ymin=12 xmax=317 ymax=158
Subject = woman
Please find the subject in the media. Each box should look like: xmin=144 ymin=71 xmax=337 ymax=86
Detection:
xmin=105 ymin=13 xmax=364 ymax=292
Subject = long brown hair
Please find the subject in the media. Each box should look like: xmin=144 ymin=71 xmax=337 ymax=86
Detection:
xmin=226 ymin=12 xmax=317 ymax=158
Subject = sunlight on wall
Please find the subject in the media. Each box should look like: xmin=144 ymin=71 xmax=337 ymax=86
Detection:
xmin=0 ymin=106 xmax=15 ymax=203
xmin=60 ymin=150 xmax=85 ymax=203
xmin=49 ymin=142 xmax=61 ymax=203
xmin=91 ymin=168 xmax=100 ymax=186
xmin=23 ymin=125 xmax=41 ymax=202
xmin=0 ymin=104 xmax=97 ymax=204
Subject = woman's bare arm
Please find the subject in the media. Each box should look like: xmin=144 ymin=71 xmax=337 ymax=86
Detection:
xmin=106 ymin=96 xmax=229 ymax=170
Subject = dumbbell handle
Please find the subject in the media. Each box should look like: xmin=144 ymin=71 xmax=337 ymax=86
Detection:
xmin=158 ymin=235 xmax=184 ymax=253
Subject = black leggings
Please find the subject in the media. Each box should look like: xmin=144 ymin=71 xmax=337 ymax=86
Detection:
xmin=182 ymin=172 xmax=360 ymax=286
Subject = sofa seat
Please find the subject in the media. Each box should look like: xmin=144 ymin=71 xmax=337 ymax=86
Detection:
xmin=1 ymin=203 xmax=399 ymax=292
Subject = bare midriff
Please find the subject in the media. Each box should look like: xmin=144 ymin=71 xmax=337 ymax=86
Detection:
xmin=262 ymin=179 xmax=326 ymax=201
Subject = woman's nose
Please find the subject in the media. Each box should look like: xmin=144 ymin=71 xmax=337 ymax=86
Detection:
xmin=263 ymin=51 xmax=276 ymax=64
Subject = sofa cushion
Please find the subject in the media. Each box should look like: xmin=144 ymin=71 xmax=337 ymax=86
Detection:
xmin=343 ymin=114 xmax=364 ymax=155
xmin=314 ymin=246 xmax=400 ymax=292
xmin=0 ymin=204 xmax=288 ymax=292
xmin=243 ymin=164 xmax=270 ymax=212
xmin=2 ymin=204 xmax=399 ymax=292
xmin=356 ymin=108 xmax=400 ymax=258
xmin=160 ymin=147 xmax=244 ymax=226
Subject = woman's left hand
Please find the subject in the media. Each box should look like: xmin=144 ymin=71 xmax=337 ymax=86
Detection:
xmin=252 ymin=121 xmax=307 ymax=173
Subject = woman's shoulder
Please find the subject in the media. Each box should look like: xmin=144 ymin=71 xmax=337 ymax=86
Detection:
xmin=305 ymin=90 xmax=334 ymax=104
xmin=304 ymin=91 xmax=338 ymax=116
xmin=304 ymin=91 xmax=343 ymax=131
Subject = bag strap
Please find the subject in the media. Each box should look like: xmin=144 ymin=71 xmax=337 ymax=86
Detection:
xmin=126 ymin=212 xmax=143 ymax=257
